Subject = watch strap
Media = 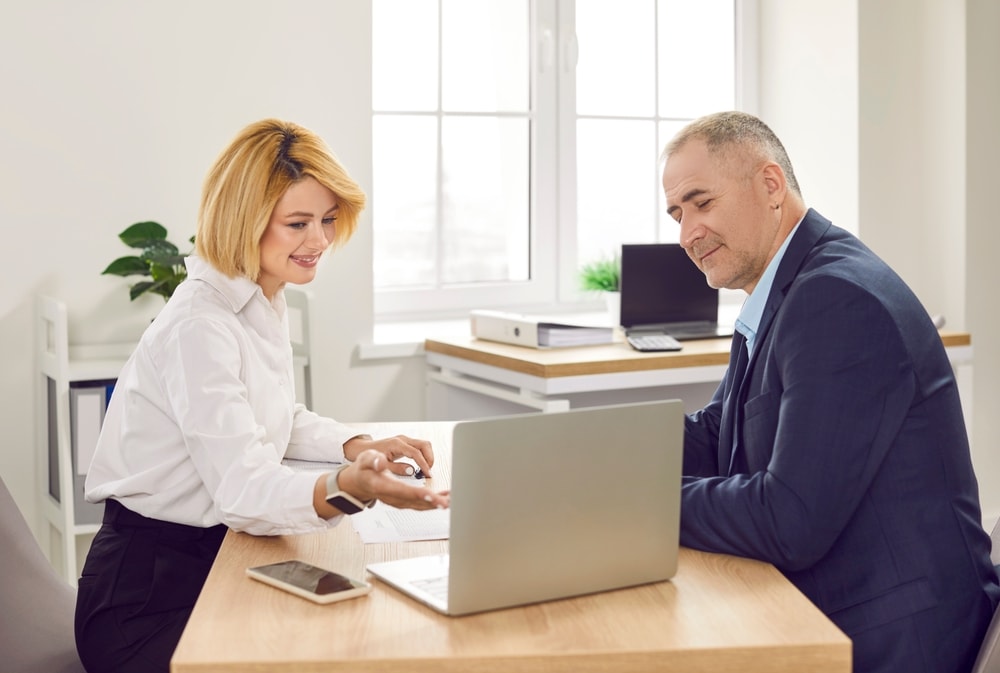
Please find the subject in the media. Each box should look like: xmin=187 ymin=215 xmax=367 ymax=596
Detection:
xmin=325 ymin=465 xmax=376 ymax=515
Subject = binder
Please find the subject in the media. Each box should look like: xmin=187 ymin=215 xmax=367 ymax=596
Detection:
xmin=470 ymin=310 xmax=613 ymax=348
xmin=68 ymin=381 xmax=114 ymax=525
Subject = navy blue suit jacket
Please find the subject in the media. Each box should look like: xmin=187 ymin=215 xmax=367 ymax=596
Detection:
xmin=681 ymin=209 xmax=999 ymax=673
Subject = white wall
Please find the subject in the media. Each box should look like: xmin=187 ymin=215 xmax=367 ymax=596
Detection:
xmin=2 ymin=0 xmax=998 ymax=555
xmin=756 ymin=0 xmax=859 ymax=233
xmin=757 ymin=0 xmax=1000 ymax=521
xmin=0 ymin=1 xmax=426 ymax=547
xmin=965 ymin=0 xmax=1000 ymax=524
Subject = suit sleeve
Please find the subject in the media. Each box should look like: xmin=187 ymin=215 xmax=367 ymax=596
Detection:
xmin=683 ymin=384 xmax=724 ymax=477
xmin=680 ymin=275 xmax=915 ymax=570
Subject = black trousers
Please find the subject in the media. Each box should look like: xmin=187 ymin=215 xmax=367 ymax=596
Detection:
xmin=75 ymin=499 xmax=227 ymax=673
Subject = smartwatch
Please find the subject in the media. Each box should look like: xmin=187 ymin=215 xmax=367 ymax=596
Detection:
xmin=325 ymin=466 xmax=376 ymax=515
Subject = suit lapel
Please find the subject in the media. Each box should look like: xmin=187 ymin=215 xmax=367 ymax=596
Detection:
xmin=755 ymin=209 xmax=832 ymax=342
xmin=719 ymin=209 xmax=833 ymax=476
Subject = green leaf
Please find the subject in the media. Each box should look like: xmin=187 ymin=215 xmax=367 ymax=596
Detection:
xmin=119 ymin=221 xmax=167 ymax=248
xmin=148 ymin=262 xmax=182 ymax=282
xmin=128 ymin=280 xmax=157 ymax=301
xmin=141 ymin=240 xmax=182 ymax=266
xmin=102 ymin=256 xmax=152 ymax=277
xmin=107 ymin=221 xmax=191 ymax=301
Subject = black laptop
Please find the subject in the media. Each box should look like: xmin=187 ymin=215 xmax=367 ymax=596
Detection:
xmin=619 ymin=244 xmax=734 ymax=347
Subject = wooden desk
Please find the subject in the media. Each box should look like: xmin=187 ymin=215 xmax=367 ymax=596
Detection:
xmin=172 ymin=421 xmax=850 ymax=673
xmin=425 ymin=331 xmax=973 ymax=419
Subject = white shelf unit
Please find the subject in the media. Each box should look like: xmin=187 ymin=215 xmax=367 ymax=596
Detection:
xmin=36 ymin=296 xmax=128 ymax=584
xmin=36 ymin=290 xmax=313 ymax=584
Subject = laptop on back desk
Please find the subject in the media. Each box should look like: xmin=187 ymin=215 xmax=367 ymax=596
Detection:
xmin=365 ymin=400 xmax=684 ymax=616
xmin=619 ymin=243 xmax=733 ymax=342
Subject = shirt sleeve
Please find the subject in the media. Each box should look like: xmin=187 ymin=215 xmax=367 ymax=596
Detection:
xmin=159 ymin=316 xmax=340 ymax=535
xmin=285 ymin=405 xmax=365 ymax=463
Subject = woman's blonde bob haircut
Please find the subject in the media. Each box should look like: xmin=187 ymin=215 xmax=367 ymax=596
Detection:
xmin=195 ymin=118 xmax=366 ymax=281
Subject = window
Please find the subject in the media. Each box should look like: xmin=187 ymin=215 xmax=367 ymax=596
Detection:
xmin=372 ymin=0 xmax=752 ymax=318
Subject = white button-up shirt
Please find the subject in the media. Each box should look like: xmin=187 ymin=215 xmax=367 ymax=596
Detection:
xmin=85 ymin=255 xmax=359 ymax=535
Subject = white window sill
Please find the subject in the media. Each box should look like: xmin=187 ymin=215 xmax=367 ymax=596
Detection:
xmin=358 ymin=318 xmax=472 ymax=360
xmin=359 ymin=309 xmax=614 ymax=361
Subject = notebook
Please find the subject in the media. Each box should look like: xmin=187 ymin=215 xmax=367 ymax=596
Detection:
xmin=619 ymin=243 xmax=734 ymax=343
xmin=366 ymin=400 xmax=684 ymax=616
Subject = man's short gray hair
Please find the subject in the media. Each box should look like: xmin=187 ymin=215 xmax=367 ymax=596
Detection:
xmin=662 ymin=111 xmax=801 ymax=196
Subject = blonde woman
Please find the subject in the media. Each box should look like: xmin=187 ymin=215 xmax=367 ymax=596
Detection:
xmin=75 ymin=119 xmax=448 ymax=673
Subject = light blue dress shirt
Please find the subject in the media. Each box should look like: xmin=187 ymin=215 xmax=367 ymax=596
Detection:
xmin=734 ymin=219 xmax=803 ymax=356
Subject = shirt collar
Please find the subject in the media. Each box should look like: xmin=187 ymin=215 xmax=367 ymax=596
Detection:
xmin=184 ymin=255 xmax=267 ymax=314
xmin=735 ymin=217 xmax=803 ymax=353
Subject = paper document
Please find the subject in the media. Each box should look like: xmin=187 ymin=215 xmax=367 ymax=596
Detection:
xmin=351 ymin=502 xmax=450 ymax=543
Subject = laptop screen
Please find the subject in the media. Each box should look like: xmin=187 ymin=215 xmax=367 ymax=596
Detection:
xmin=619 ymin=243 xmax=718 ymax=328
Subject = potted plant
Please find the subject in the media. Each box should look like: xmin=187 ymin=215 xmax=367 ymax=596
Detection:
xmin=102 ymin=221 xmax=193 ymax=301
xmin=579 ymin=256 xmax=620 ymax=293
xmin=579 ymin=255 xmax=621 ymax=323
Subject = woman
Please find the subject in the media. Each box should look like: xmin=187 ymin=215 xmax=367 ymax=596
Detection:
xmin=75 ymin=119 xmax=449 ymax=673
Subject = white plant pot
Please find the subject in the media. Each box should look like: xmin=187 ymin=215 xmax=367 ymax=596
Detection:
xmin=604 ymin=291 xmax=621 ymax=326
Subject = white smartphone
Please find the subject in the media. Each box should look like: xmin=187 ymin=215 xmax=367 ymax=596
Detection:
xmin=246 ymin=559 xmax=373 ymax=604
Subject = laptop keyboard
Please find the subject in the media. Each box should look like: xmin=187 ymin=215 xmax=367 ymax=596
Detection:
xmin=412 ymin=574 xmax=449 ymax=602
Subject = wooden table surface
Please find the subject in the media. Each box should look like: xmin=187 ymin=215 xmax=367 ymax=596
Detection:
xmin=172 ymin=421 xmax=850 ymax=672
xmin=424 ymin=330 xmax=970 ymax=379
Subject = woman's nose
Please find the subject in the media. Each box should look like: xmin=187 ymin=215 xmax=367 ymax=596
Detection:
xmin=307 ymin=222 xmax=330 ymax=247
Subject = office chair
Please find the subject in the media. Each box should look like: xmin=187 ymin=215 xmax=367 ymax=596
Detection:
xmin=971 ymin=517 xmax=1000 ymax=673
xmin=0 ymin=474 xmax=85 ymax=673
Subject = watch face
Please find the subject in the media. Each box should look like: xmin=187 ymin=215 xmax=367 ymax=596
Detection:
xmin=326 ymin=493 xmax=364 ymax=515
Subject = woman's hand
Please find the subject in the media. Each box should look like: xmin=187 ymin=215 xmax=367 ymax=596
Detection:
xmin=313 ymin=447 xmax=449 ymax=518
xmin=343 ymin=434 xmax=434 ymax=478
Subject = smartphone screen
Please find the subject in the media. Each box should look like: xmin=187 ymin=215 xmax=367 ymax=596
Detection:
xmin=247 ymin=559 xmax=372 ymax=603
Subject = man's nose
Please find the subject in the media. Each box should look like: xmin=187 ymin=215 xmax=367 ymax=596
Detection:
xmin=679 ymin=218 xmax=703 ymax=250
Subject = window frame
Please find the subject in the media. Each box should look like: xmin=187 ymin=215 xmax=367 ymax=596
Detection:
xmin=373 ymin=0 xmax=758 ymax=321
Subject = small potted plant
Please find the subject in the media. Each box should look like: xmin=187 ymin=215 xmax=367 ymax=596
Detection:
xmin=102 ymin=221 xmax=193 ymax=301
xmin=579 ymin=256 xmax=620 ymax=293
xmin=579 ymin=254 xmax=621 ymax=323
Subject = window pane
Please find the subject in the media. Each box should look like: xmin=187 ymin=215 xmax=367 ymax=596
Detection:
xmin=576 ymin=119 xmax=657 ymax=265
xmin=372 ymin=115 xmax=439 ymax=289
xmin=658 ymin=0 xmax=735 ymax=118
xmin=653 ymin=120 xmax=687 ymax=243
xmin=656 ymin=119 xmax=689 ymax=242
xmin=442 ymin=0 xmax=529 ymax=112
xmin=441 ymin=116 xmax=529 ymax=283
xmin=576 ymin=0 xmax=656 ymax=117
xmin=373 ymin=0 xmax=438 ymax=111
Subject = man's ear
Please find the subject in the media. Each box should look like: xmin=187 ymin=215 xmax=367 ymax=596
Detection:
xmin=761 ymin=161 xmax=787 ymax=203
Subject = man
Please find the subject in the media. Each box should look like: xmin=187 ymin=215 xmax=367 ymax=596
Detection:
xmin=663 ymin=111 xmax=998 ymax=673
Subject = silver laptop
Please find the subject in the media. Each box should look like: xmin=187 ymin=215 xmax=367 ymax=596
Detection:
xmin=620 ymin=243 xmax=734 ymax=344
xmin=366 ymin=400 xmax=684 ymax=616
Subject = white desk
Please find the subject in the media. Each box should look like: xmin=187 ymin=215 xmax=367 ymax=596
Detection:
xmin=425 ymin=331 xmax=974 ymax=421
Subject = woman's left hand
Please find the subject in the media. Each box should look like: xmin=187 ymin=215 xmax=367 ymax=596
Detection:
xmin=334 ymin=449 xmax=449 ymax=512
xmin=343 ymin=434 xmax=435 ymax=478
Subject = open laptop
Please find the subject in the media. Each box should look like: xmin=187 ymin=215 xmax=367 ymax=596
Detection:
xmin=366 ymin=400 xmax=683 ymax=616
xmin=619 ymin=243 xmax=734 ymax=346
